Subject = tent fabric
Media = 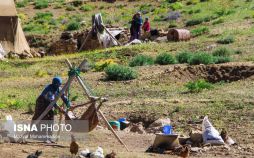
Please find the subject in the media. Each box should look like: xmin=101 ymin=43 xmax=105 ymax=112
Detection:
xmin=0 ymin=43 xmax=5 ymax=59
xmin=0 ymin=0 xmax=31 ymax=57
xmin=93 ymin=13 xmax=119 ymax=48
xmin=0 ymin=0 xmax=17 ymax=16
xmin=15 ymin=20 xmax=32 ymax=56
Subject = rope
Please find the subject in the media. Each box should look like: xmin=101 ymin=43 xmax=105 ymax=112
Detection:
xmin=68 ymin=66 xmax=81 ymax=77
xmin=67 ymin=67 xmax=81 ymax=103
xmin=67 ymin=66 xmax=95 ymax=98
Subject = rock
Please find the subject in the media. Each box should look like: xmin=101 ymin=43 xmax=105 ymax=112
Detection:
xmin=190 ymin=130 xmax=203 ymax=146
xmin=191 ymin=147 xmax=202 ymax=153
xmin=154 ymin=36 xmax=168 ymax=43
xmin=146 ymin=118 xmax=171 ymax=133
xmin=130 ymin=122 xmax=146 ymax=134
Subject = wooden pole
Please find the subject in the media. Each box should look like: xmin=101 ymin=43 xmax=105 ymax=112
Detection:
xmin=65 ymin=59 xmax=129 ymax=151
xmin=98 ymin=110 xmax=129 ymax=151
xmin=78 ymin=30 xmax=93 ymax=52
xmin=102 ymin=25 xmax=122 ymax=46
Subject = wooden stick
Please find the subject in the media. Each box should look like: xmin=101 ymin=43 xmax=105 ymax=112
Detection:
xmin=102 ymin=25 xmax=122 ymax=46
xmin=65 ymin=59 xmax=92 ymax=98
xmin=71 ymin=100 xmax=94 ymax=110
xmin=78 ymin=30 xmax=92 ymax=52
xmin=66 ymin=59 xmax=129 ymax=151
xmin=98 ymin=110 xmax=129 ymax=151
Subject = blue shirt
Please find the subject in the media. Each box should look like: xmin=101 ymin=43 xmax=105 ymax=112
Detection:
xmin=40 ymin=84 xmax=70 ymax=108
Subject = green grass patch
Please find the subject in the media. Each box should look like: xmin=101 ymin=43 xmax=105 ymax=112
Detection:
xmin=217 ymin=36 xmax=235 ymax=44
xmin=80 ymin=4 xmax=95 ymax=11
xmin=186 ymin=18 xmax=203 ymax=26
xmin=16 ymin=0 xmax=29 ymax=8
xmin=66 ymin=5 xmax=76 ymax=11
xmin=212 ymin=18 xmax=224 ymax=25
xmin=185 ymin=79 xmax=214 ymax=93
xmin=191 ymin=26 xmax=210 ymax=37
xmin=212 ymin=47 xmax=231 ymax=57
xmin=105 ymin=64 xmax=138 ymax=81
xmin=34 ymin=0 xmax=49 ymax=9
xmin=176 ymin=51 xmax=193 ymax=63
xmin=66 ymin=21 xmax=81 ymax=31
xmin=155 ymin=53 xmax=176 ymax=65
xmin=170 ymin=2 xmax=183 ymax=11
xmin=213 ymin=56 xmax=231 ymax=64
xmin=188 ymin=52 xmax=214 ymax=65
xmin=129 ymin=55 xmax=154 ymax=67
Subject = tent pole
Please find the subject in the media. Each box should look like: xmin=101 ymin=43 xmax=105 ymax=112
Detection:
xmin=78 ymin=30 xmax=93 ymax=52
xmin=102 ymin=25 xmax=122 ymax=46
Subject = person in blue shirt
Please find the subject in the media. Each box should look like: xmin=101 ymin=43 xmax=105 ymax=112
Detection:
xmin=130 ymin=12 xmax=143 ymax=41
xmin=32 ymin=77 xmax=71 ymax=143
xmin=32 ymin=76 xmax=71 ymax=121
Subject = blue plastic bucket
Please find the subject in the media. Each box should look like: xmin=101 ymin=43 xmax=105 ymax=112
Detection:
xmin=163 ymin=125 xmax=172 ymax=135
xmin=118 ymin=118 xmax=126 ymax=122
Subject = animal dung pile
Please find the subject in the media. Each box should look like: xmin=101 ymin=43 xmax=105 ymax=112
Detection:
xmin=167 ymin=29 xmax=191 ymax=41
xmin=48 ymin=32 xmax=77 ymax=55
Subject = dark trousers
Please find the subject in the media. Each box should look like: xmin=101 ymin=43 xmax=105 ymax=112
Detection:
xmin=31 ymin=96 xmax=54 ymax=141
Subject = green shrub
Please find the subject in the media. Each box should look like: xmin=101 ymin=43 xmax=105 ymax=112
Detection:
xmin=66 ymin=21 xmax=81 ymax=31
xmin=188 ymin=52 xmax=214 ymax=65
xmin=155 ymin=53 xmax=176 ymax=65
xmin=129 ymin=55 xmax=154 ymax=67
xmin=7 ymin=99 xmax=24 ymax=109
xmin=35 ymin=12 xmax=53 ymax=20
xmin=212 ymin=18 xmax=224 ymax=25
xmin=140 ymin=4 xmax=153 ymax=13
xmin=176 ymin=51 xmax=193 ymax=63
xmin=167 ymin=0 xmax=177 ymax=3
xmin=214 ymin=56 xmax=231 ymax=64
xmin=217 ymin=36 xmax=235 ymax=44
xmin=191 ymin=26 xmax=209 ymax=37
xmin=169 ymin=22 xmax=177 ymax=28
xmin=66 ymin=5 xmax=76 ymax=11
xmin=34 ymin=0 xmax=49 ymax=9
xmin=105 ymin=64 xmax=138 ymax=81
xmin=80 ymin=4 xmax=94 ymax=11
xmin=186 ymin=19 xmax=203 ymax=26
xmin=186 ymin=0 xmax=200 ymax=5
xmin=170 ymin=2 xmax=183 ymax=10
xmin=185 ymin=79 xmax=214 ymax=93
xmin=16 ymin=0 xmax=28 ymax=8
xmin=212 ymin=47 xmax=231 ymax=57
xmin=24 ymin=23 xmax=50 ymax=34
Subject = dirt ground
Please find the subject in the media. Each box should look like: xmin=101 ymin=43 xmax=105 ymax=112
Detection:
xmin=1 ymin=62 xmax=254 ymax=158
xmin=0 ymin=127 xmax=253 ymax=158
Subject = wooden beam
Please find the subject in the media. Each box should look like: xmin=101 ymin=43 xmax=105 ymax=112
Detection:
xmin=65 ymin=59 xmax=129 ymax=151
xmin=102 ymin=25 xmax=122 ymax=46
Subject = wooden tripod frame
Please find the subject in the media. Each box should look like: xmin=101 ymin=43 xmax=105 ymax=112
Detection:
xmin=22 ymin=59 xmax=129 ymax=151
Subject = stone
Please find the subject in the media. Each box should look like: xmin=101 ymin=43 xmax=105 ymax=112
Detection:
xmin=130 ymin=122 xmax=146 ymax=134
xmin=190 ymin=130 xmax=203 ymax=146
xmin=146 ymin=118 xmax=171 ymax=134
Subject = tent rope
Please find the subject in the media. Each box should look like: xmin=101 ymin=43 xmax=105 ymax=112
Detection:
xmin=67 ymin=66 xmax=94 ymax=99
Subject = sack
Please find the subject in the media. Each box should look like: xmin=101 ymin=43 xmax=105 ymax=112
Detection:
xmin=202 ymin=116 xmax=224 ymax=145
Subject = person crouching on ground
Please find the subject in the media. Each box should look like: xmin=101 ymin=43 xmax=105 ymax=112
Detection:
xmin=142 ymin=17 xmax=151 ymax=40
xmin=32 ymin=77 xmax=71 ymax=143
xmin=130 ymin=12 xmax=143 ymax=41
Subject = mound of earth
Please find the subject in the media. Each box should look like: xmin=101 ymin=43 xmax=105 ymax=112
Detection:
xmin=163 ymin=63 xmax=254 ymax=83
